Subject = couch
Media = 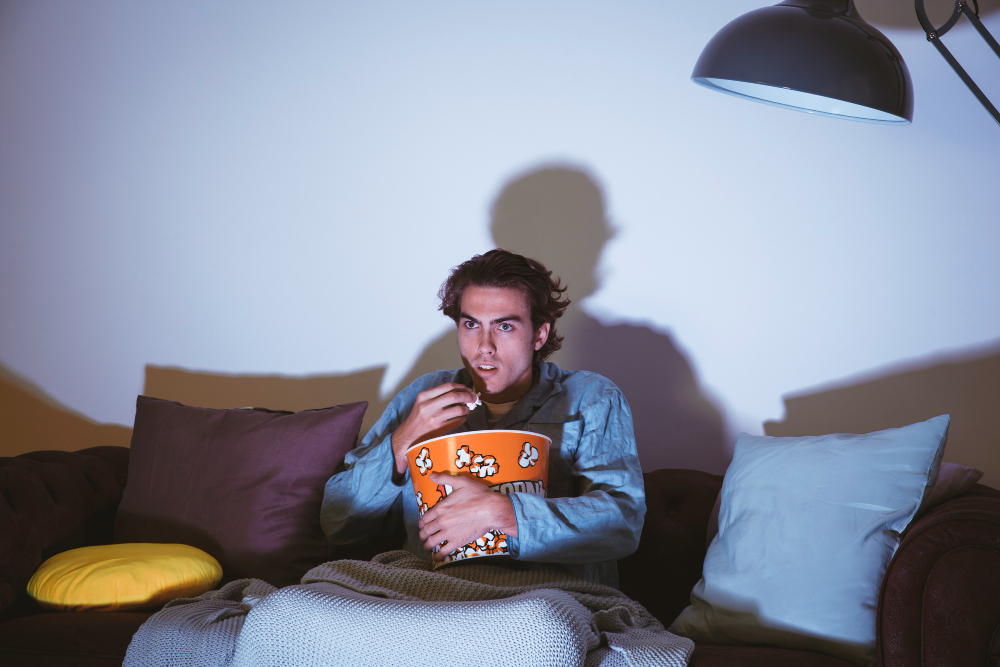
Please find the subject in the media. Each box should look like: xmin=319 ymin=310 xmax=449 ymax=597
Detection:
xmin=1 ymin=446 xmax=999 ymax=666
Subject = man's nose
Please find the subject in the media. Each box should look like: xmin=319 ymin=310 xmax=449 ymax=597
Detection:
xmin=478 ymin=331 xmax=496 ymax=354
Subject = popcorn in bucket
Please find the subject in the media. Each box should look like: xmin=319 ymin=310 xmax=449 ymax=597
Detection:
xmin=406 ymin=430 xmax=550 ymax=567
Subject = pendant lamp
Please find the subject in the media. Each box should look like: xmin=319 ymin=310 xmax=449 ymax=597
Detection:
xmin=692 ymin=0 xmax=914 ymax=124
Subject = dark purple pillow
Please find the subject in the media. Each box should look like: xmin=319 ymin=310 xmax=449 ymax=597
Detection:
xmin=114 ymin=396 xmax=366 ymax=586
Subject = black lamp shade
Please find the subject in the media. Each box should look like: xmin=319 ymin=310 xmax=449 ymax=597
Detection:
xmin=692 ymin=0 xmax=913 ymax=124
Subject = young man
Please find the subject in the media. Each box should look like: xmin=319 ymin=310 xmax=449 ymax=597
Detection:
xmin=321 ymin=249 xmax=645 ymax=587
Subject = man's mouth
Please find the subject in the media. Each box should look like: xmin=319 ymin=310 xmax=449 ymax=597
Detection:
xmin=476 ymin=364 xmax=497 ymax=372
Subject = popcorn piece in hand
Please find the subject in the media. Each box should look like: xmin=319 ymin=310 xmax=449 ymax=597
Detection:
xmin=465 ymin=391 xmax=482 ymax=411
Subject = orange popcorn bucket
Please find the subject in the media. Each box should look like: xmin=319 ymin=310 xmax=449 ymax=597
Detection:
xmin=406 ymin=430 xmax=550 ymax=567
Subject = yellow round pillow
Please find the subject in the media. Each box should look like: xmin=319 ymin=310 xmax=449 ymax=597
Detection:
xmin=27 ymin=543 xmax=223 ymax=612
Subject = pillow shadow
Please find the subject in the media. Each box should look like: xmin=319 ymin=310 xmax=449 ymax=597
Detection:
xmin=0 ymin=363 xmax=132 ymax=457
xmin=765 ymin=339 xmax=1000 ymax=487
xmin=142 ymin=364 xmax=390 ymax=444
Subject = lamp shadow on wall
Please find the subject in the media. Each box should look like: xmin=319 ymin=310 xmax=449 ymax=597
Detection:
xmin=0 ymin=364 xmax=132 ymax=457
xmin=765 ymin=340 xmax=1000 ymax=487
xmin=391 ymin=166 xmax=731 ymax=474
xmin=854 ymin=0 xmax=998 ymax=29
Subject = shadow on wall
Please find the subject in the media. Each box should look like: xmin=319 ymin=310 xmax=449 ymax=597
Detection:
xmin=1 ymin=167 xmax=729 ymax=474
xmin=765 ymin=340 xmax=1000 ymax=487
xmin=394 ymin=166 xmax=730 ymax=474
xmin=0 ymin=361 xmax=393 ymax=458
xmin=143 ymin=365 xmax=390 ymax=442
xmin=0 ymin=363 xmax=132 ymax=457
xmin=854 ymin=0 xmax=998 ymax=29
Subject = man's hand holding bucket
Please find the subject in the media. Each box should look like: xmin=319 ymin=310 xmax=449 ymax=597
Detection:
xmin=417 ymin=472 xmax=517 ymax=562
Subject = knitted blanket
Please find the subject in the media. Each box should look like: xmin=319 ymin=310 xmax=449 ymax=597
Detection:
xmin=125 ymin=551 xmax=693 ymax=667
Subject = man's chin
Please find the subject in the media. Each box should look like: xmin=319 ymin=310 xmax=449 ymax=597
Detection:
xmin=477 ymin=383 xmax=509 ymax=402
xmin=466 ymin=369 xmax=501 ymax=393
xmin=478 ymin=384 xmax=503 ymax=400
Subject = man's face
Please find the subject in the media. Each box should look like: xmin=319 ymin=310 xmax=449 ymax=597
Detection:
xmin=457 ymin=285 xmax=550 ymax=404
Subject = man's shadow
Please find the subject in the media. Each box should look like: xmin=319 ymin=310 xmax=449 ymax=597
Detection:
xmin=392 ymin=166 xmax=730 ymax=474
xmin=3 ymin=168 xmax=729 ymax=475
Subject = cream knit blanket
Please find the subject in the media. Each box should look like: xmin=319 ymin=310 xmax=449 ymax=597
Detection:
xmin=125 ymin=551 xmax=693 ymax=667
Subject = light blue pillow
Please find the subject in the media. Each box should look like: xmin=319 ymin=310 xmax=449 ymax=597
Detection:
xmin=669 ymin=415 xmax=949 ymax=666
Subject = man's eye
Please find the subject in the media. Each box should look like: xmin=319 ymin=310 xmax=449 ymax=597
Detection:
xmin=499 ymin=323 xmax=512 ymax=332
xmin=463 ymin=320 xmax=477 ymax=329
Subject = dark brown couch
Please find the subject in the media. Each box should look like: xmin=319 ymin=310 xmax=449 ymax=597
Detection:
xmin=2 ymin=447 xmax=999 ymax=666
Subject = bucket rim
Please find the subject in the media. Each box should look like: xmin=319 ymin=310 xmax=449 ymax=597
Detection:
xmin=404 ymin=429 xmax=552 ymax=455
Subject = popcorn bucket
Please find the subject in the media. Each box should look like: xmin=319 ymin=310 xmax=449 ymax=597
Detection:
xmin=405 ymin=430 xmax=550 ymax=567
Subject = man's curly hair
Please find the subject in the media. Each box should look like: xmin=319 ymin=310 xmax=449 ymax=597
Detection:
xmin=439 ymin=249 xmax=571 ymax=364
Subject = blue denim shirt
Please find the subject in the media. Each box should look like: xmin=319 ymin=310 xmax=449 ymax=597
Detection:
xmin=320 ymin=361 xmax=645 ymax=588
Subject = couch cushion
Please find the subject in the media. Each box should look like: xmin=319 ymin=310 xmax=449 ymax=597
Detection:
xmin=0 ymin=610 xmax=152 ymax=667
xmin=618 ymin=468 xmax=722 ymax=627
xmin=115 ymin=396 xmax=367 ymax=586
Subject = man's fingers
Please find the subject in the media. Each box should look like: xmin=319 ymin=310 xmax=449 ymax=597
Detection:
xmin=425 ymin=525 xmax=477 ymax=561
xmin=418 ymin=517 xmax=439 ymax=544
xmin=439 ymin=404 xmax=470 ymax=424
xmin=432 ymin=545 xmax=455 ymax=562
xmin=417 ymin=496 xmax=444 ymax=530
xmin=412 ymin=395 xmax=470 ymax=431
xmin=418 ymin=512 xmax=456 ymax=551
xmin=424 ymin=396 xmax=476 ymax=421
xmin=429 ymin=472 xmax=460 ymax=485
xmin=418 ymin=383 xmax=474 ymax=403
xmin=430 ymin=472 xmax=486 ymax=492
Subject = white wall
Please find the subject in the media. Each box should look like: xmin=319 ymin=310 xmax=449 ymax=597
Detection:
xmin=2 ymin=1 xmax=998 ymax=479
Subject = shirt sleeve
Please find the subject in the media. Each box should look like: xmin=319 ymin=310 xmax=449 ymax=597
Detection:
xmin=507 ymin=388 xmax=646 ymax=564
xmin=320 ymin=394 xmax=410 ymax=546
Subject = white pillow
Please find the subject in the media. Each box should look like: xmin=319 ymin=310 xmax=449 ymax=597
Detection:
xmin=704 ymin=460 xmax=983 ymax=549
xmin=671 ymin=415 xmax=949 ymax=666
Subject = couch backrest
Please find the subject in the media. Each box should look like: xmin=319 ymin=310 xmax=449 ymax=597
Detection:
xmin=0 ymin=445 xmax=724 ymax=629
xmin=0 ymin=447 xmax=129 ymax=616
xmin=618 ymin=468 xmax=723 ymax=626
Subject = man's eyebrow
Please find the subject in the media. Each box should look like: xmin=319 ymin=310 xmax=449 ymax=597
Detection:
xmin=459 ymin=312 xmax=524 ymax=325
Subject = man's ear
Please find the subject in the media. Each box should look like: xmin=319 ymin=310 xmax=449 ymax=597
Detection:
xmin=534 ymin=322 xmax=551 ymax=351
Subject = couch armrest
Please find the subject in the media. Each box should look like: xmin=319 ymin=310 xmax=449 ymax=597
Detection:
xmin=0 ymin=447 xmax=129 ymax=616
xmin=877 ymin=485 xmax=1000 ymax=667
xmin=618 ymin=468 xmax=723 ymax=627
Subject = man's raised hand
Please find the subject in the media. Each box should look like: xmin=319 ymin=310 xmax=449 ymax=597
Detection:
xmin=391 ymin=383 xmax=477 ymax=476
xmin=417 ymin=472 xmax=518 ymax=562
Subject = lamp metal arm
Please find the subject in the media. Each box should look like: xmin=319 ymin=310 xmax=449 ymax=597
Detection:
xmin=963 ymin=7 xmax=1000 ymax=58
xmin=915 ymin=0 xmax=1000 ymax=127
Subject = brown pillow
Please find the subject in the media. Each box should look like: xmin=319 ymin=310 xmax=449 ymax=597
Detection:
xmin=115 ymin=396 xmax=367 ymax=586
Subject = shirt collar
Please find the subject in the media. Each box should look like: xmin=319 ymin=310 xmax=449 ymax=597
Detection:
xmin=455 ymin=361 xmax=563 ymax=430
